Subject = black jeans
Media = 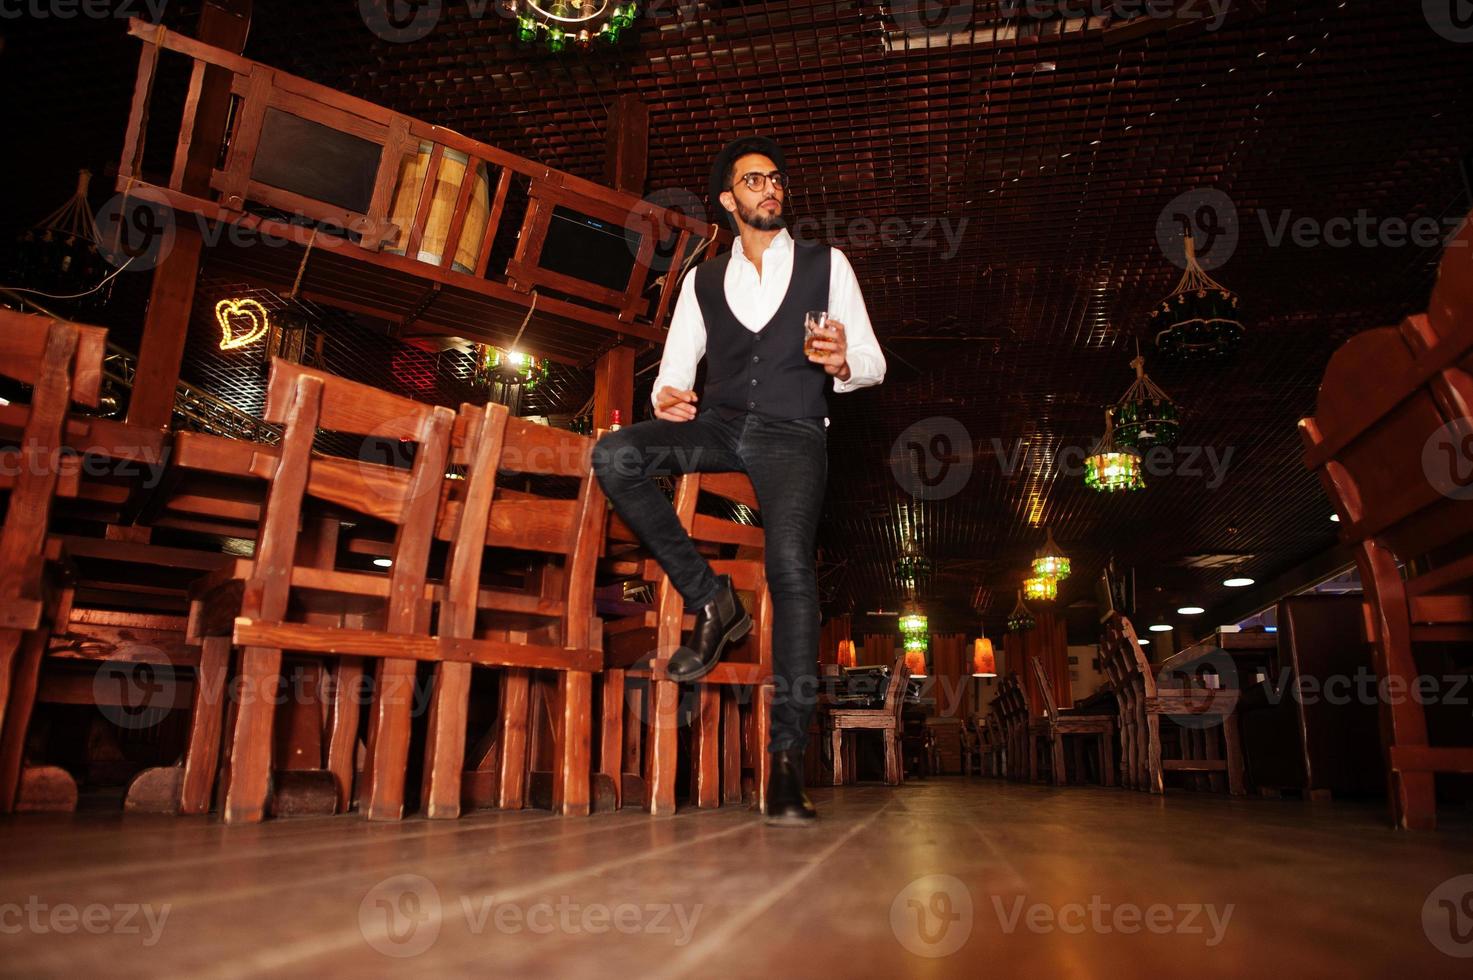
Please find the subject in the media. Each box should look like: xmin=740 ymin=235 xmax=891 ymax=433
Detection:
xmin=593 ymin=411 xmax=827 ymax=753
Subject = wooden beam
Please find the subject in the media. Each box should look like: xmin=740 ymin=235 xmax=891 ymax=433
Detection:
xmin=126 ymin=1 xmax=252 ymax=429
xmin=593 ymin=345 xmax=636 ymax=430
xmin=181 ymin=1 xmax=253 ymax=196
xmin=604 ymin=94 xmax=648 ymax=196
xmin=125 ymin=230 xmax=203 ymax=429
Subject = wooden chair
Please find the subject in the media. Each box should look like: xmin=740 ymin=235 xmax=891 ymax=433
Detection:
xmin=1029 ymin=655 xmax=1116 ymax=787
xmin=827 ymin=654 xmax=909 ymax=786
xmin=0 ymin=312 xmax=106 ymax=812
xmin=983 ymin=708 xmax=1006 ymax=777
xmin=1099 ymin=613 xmax=1244 ymax=796
xmin=191 ymin=359 xmax=454 ymax=823
xmin=1299 ymin=220 xmax=1473 ymax=828
xmin=993 ymin=672 xmax=1029 ymax=782
xmin=602 ymin=472 xmax=774 ymax=816
xmin=959 ymin=717 xmax=983 ymax=776
xmin=419 ymin=403 xmax=606 ymax=818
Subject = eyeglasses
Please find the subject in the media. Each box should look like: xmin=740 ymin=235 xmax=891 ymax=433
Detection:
xmin=732 ymin=171 xmax=790 ymax=193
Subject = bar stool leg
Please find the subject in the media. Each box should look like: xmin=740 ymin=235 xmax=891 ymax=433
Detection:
xmin=600 ymin=668 xmax=626 ymax=809
xmin=695 ymin=685 xmax=720 ymax=808
xmin=753 ymin=683 xmax=772 ymax=814
xmin=179 ymin=635 xmax=231 ymax=815
xmin=646 ymin=677 xmax=678 ymax=815
xmin=553 ymin=670 xmax=592 ymax=816
xmin=498 ymin=668 xmax=531 ymax=809
xmin=721 ymin=690 xmax=743 ymax=805
xmin=221 ymin=645 xmax=282 ymax=824
xmin=422 ymin=661 xmax=472 ymax=819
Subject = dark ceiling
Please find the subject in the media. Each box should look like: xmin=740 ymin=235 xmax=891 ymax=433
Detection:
xmin=3 ymin=1 xmax=1472 ymax=640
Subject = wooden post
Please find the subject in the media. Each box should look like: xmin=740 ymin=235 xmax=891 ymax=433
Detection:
xmin=593 ymin=345 xmax=635 ymax=429
xmin=604 ymin=94 xmax=648 ymax=196
xmin=126 ymin=0 xmax=253 ymax=430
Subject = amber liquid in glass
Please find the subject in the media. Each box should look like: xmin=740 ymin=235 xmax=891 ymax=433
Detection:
xmin=804 ymin=311 xmax=828 ymax=359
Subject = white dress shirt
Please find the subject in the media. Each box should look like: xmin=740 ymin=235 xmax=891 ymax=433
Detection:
xmin=651 ymin=229 xmax=886 ymax=416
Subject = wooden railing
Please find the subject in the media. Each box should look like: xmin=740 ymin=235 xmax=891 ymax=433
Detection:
xmin=115 ymin=19 xmax=722 ymax=350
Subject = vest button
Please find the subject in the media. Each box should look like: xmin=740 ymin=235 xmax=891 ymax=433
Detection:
xmin=750 ymin=378 xmax=758 ymax=386
xmin=748 ymin=401 xmax=757 ymax=409
xmin=752 ymin=355 xmax=760 ymax=363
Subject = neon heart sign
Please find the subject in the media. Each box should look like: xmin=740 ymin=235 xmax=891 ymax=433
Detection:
xmin=215 ymin=298 xmax=271 ymax=350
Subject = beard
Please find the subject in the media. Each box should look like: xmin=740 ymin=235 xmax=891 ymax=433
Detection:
xmin=736 ymin=197 xmax=786 ymax=231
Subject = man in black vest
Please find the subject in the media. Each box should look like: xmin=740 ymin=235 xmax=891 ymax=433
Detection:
xmin=593 ymin=136 xmax=885 ymax=824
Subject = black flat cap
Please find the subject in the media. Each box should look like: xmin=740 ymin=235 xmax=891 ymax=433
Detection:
xmin=708 ymin=136 xmax=787 ymax=213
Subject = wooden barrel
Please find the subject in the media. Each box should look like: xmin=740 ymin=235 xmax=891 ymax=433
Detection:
xmin=386 ymin=145 xmax=491 ymax=274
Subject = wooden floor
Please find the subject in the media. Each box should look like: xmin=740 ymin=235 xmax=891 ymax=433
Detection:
xmin=2 ymin=780 xmax=1472 ymax=977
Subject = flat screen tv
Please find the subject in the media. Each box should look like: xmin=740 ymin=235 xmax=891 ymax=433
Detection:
xmin=538 ymin=206 xmax=643 ymax=294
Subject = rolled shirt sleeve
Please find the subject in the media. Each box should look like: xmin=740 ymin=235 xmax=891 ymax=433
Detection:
xmin=650 ymin=270 xmax=707 ymax=412
xmin=827 ymin=247 xmax=886 ymax=394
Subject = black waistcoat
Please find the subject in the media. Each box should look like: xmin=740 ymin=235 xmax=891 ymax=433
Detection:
xmin=692 ymin=240 xmax=832 ymax=421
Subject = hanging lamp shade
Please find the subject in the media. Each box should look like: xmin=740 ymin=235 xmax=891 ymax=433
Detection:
xmin=1084 ymin=410 xmax=1145 ymax=493
xmin=1151 ymin=234 xmax=1244 ymax=360
xmin=473 ymin=345 xmax=547 ymax=390
xmin=894 ymin=533 xmax=932 ymax=589
xmin=506 ymin=1 xmax=639 ymax=51
xmin=1031 ymin=528 xmax=1071 ymax=580
xmin=971 ymin=637 xmax=997 ymax=677
xmin=1109 ymin=350 xmax=1181 ymax=451
xmin=1007 ymin=591 xmax=1036 ymax=632
xmin=11 ymin=169 xmax=111 ymax=314
xmin=837 ymin=639 xmax=858 ymax=669
xmin=1023 ymin=574 xmax=1058 ymax=602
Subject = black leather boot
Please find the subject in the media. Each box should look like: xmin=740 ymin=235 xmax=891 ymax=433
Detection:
xmin=765 ymin=747 xmax=817 ymax=826
xmin=666 ymin=575 xmax=752 ymax=682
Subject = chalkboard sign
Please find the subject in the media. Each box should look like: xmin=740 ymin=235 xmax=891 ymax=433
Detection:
xmin=250 ymin=108 xmax=381 ymax=215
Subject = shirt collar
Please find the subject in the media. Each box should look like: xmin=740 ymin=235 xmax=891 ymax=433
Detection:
xmin=732 ymin=228 xmax=793 ymax=266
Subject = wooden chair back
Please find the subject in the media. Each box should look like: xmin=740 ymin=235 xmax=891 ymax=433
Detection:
xmin=220 ymin=359 xmax=455 ymax=823
xmin=437 ymin=405 xmax=605 ymax=652
xmin=421 ymin=404 xmax=605 ymax=818
xmin=1297 ymin=221 xmax=1473 ymax=827
xmin=882 ymin=652 xmax=911 ymax=722
xmin=0 ymin=313 xmax=107 ymax=627
xmin=665 ymin=472 xmax=768 ymax=646
xmin=1030 ymin=655 xmax=1060 ymax=722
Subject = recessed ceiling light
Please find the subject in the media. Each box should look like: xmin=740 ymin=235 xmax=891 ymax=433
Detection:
xmin=1149 ymin=624 xmax=1173 ymax=633
xmin=1177 ymin=606 xmax=1205 ymax=616
xmin=1223 ymin=577 xmax=1255 ymax=588
xmin=1330 ymin=514 xmax=1340 ymax=523
xmin=1138 ymin=638 xmax=1151 ymax=646
xmin=373 ymin=558 xmax=393 ymax=568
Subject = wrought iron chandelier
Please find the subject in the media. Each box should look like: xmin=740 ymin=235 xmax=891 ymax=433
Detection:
xmin=505 ymin=0 xmax=639 ymax=53
xmin=1151 ymin=234 xmax=1244 ymax=359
